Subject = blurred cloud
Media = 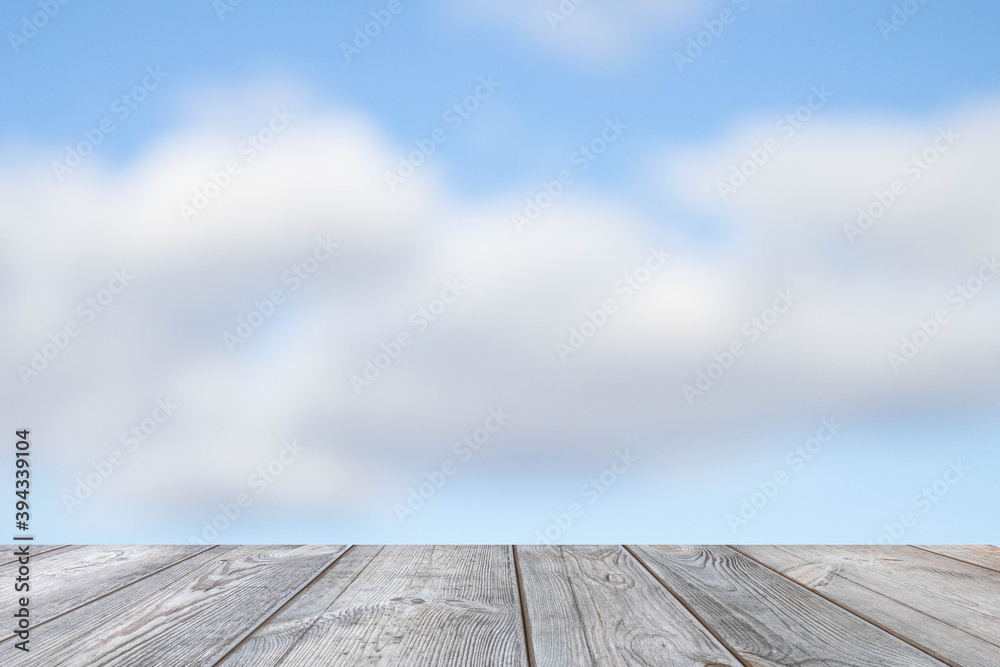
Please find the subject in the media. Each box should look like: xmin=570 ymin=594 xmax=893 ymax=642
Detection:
xmin=451 ymin=0 xmax=709 ymax=64
xmin=3 ymin=88 xmax=1000 ymax=530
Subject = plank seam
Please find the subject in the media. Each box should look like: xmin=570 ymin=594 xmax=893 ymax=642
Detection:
xmin=0 ymin=544 xmax=220 ymax=643
xmin=0 ymin=544 xmax=75 ymax=567
xmin=729 ymin=546 xmax=959 ymax=667
xmin=206 ymin=545 xmax=357 ymax=667
xmin=266 ymin=544 xmax=385 ymax=667
xmin=622 ymin=546 xmax=752 ymax=667
xmin=511 ymin=545 xmax=537 ymax=667
xmin=909 ymin=545 xmax=1000 ymax=575
xmin=837 ymin=565 xmax=1000 ymax=652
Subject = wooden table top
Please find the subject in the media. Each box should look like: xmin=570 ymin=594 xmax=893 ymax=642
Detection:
xmin=3 ymin=544 xmax=999 ymax=666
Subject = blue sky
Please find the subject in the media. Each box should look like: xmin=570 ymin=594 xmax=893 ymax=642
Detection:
xmin=6 ymin=1 xmax=998 ymax=186
xmin=2 ymin=0 xmax=999 ymax=544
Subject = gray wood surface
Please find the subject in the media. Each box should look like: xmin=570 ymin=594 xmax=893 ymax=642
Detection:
xmin=915 ymin=545 xmax=1000 ymax=573
xmin=516 ymin=545 xmax=741 ymax=666
xmin=234 ymin=545 xmax=528 ymax=667
xmin=736 ymin=544 xmax=1000 ymax=667
xmin=0 ymin=545 xmax=71 ymax=566
xmin=5 ymin=545 xmax=997 ymax=666
xmin=0 ymin=544 xmax=209 ymax=640
xmin=216 ymin=545 xmax=384 ymax=666
xmin=3 ymin=545 xmax=347 ymax=667
xmin=629 ymin=545 xmax=948 ymax=667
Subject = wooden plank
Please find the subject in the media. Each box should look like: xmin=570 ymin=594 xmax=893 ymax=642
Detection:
xmin=234 ymin=545 xmax=528 ymax=667
xmin=517 ymin=545 xmax=742 ymax=666
xmin=915 ymin=545 xmax=1000 ymax=573
xmin=748 ymin=545 xmax=1000 ymax=643
xmin=629 ymin=545 xmax=948 ymax=667
xmin=215 ymin=545 xmax=383 ymax=666
xmin=736 ymin=545 xmax=1000 ymax=667
xmin=0 ymin=544 xmax=210 ymax=638
xmin=4 ymin=545 xmax=347 ymax=667
xmin=0 ymin=544 xmax=72 ymax=566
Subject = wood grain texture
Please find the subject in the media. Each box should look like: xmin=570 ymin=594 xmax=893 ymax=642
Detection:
xmin=216 ymin=545 xmax=383 ymax=666
xmin=0 ymin=544 xmax=71 ymax=566
xmin=3 ymin=545 xmax=347 ymax=667
xmin=735 ymin=545 xmax=1000 ymax=667
xmin=243 ymin=545 xmax=528 ymax=667
xmin=517 ymin=545 xmax=742 ymax=667
xmin=5 ymin=545 xmax=997 ymax=666
xmin=630 ymin=545 xmax=948 ymax=667
xmin=915 ymin=545 xmax=1000 ymax=573
xmin=750 ymin=545 xmax=1000 ymax=639
xmin=0 ymin=544 xmax=209 ymax=638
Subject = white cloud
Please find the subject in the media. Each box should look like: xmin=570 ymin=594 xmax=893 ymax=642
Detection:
xmin=658 ymin=98 xmax=1000 ymax=393
xmin=449 ymin=0 xmax=710 ymax=64
xmin=3 ymin=94 xmax=1000 ymax=530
